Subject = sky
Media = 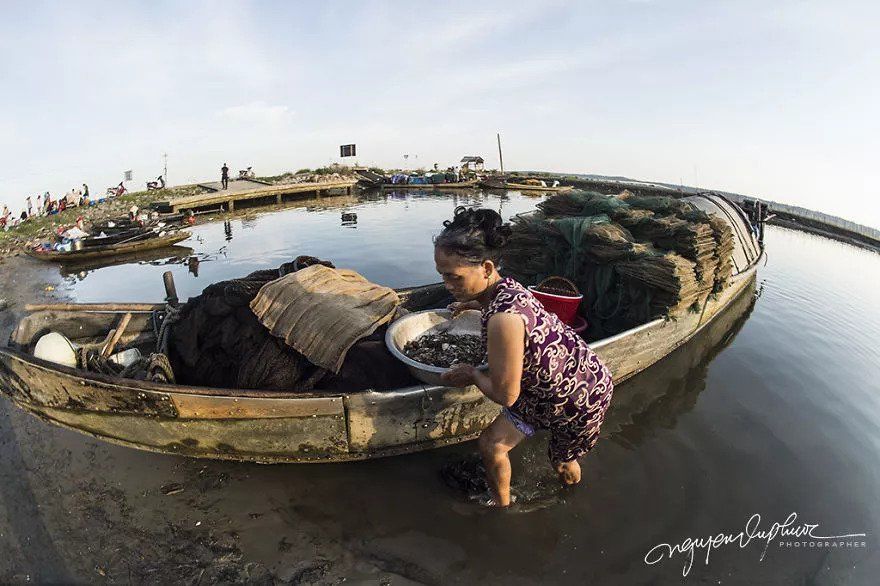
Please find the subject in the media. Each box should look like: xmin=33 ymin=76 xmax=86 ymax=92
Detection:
xmin=2 ymin=0 xmax=879 ymax=228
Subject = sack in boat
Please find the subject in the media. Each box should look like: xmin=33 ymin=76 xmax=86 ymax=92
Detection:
xmin=250 ymin=264 xmax=401 ymax=373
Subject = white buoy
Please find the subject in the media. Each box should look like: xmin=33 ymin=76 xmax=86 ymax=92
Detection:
xmin=33 ymin=332 xmax=78 ymax=368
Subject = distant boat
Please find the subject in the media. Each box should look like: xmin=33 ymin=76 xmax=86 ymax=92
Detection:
xmin=27 ymin=231 xmax=191 ymax=263
xmin=480 ymin=178 xmax=573 ymax=192
xmin=381 ymin=179 xmax=479 ymax=189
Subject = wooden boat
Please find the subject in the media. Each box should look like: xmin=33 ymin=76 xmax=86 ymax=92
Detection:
xmin=480 ymin=179 xmax=573 ymax=192
xmin=0 ymin=195 xmax=760 ymax=463
xmin=26 ymin=231 xmax=191 ymax=263
xmin=381 ymin=179 xmax=479 ymax=189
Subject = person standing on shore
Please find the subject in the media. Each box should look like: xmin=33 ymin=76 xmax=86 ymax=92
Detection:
xmin=26 ymin=196 xmax=33 ymax=217
xmin=221 ymin=163 xmax=229 ymax=189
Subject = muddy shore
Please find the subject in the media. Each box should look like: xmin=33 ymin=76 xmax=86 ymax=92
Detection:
xmin=0 ymin=255 xmax=416 ymax=584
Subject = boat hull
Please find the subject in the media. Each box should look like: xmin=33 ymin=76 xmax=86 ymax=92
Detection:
xmin=27 ymin=231 xmax=191 ymax=262
xmin=381 ymin=180 xmax=479 ymax=189
xmin=0 ymin=262 xmax=758 ymax=463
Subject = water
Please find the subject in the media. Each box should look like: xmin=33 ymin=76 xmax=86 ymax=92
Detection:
xmin=60 ymin=189 xmax=548 ymax=302
xmin=1 ymin=190 xmax=879 ymax=584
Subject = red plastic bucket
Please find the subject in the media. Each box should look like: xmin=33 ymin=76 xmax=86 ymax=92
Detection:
xmin=528 ymin=286 xmax=583 ymax=325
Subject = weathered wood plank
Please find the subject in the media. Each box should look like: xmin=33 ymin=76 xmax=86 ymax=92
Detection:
xmin=11 ymin=311 xmax=155 ymax=348
xmin=416 ymin=385 xmax=500 ymax=442
xmin=171 ymin=394 xmax=343 ymax=419
xmin=35 ymin=407 xmax=349 ymax=461
xmin=166 ymin=180 xmax=358 ymax=212
xmin=344 ymin=387 xmax=425 ymax=451
xmin=0 ymin=351 xmax=177 ymax=417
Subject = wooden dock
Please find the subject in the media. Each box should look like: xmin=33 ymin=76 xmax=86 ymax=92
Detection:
xmin=154 ymin=179 xmax=359 ymax=213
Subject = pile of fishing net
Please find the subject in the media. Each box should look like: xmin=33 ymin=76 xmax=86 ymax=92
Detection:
xmin=168 ymin=256 xmax=413 ymax=392
xmin=502 ymin=191 xmax=736 ymax=339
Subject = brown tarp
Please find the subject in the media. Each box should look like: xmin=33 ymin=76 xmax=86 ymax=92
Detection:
xmin=250 ymin=265 xmax=401 ymax=373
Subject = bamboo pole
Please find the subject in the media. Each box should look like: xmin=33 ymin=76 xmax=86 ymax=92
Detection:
xmin=102 ymin=312 xmax=133 ymax=357
xmin=25 ymin=303 xmax=165 ymax=312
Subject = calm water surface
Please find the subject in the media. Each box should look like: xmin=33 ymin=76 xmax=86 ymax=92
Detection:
xmin=1 ymin=189 xmax=879 ymax=584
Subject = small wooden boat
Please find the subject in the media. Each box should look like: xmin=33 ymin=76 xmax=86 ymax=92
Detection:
xmin=480 ymin=179 xmax=573 ymax=192
xmin=27 ymin=231 xmax=191 ymax=263
xmin=381 ymin=179 xmax=479 ymax=189
xmin=0 ymin=195 xmax=760 ymax=464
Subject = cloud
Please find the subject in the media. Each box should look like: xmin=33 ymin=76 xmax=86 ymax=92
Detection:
xmin=218 ymin=102 xmax=296 ymax=126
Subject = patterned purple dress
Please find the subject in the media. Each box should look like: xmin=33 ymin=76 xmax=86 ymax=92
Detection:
xmin=480 ymin=277 xmax=614 ymax=465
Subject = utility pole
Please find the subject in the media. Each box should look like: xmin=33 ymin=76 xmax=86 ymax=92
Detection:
xmin=163 ymin=153 xmax=168 ymax=184
xmin=497 ymin=133 xmax=504 ymax=174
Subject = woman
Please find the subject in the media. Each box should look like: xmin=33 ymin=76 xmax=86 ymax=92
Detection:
xmin=435 ymin=206 xmax=614 ymax=507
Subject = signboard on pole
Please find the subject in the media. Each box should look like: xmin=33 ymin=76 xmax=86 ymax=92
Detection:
xmin=340 ymin=144 xmax=356 ymax=158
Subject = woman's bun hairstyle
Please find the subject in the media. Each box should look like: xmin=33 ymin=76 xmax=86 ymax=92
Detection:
xmin=435 ymin=206 xmax=512 ymax=264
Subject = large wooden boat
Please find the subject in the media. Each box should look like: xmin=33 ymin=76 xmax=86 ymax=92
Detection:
xmin=26 ymin=231 xmax=191 ymax=263
xmin=0 ymin=195 xmax=761 ymax=463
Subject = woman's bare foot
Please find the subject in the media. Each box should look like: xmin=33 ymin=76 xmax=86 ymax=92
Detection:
xmin=555 ymin=460 xmax=581 ymax=485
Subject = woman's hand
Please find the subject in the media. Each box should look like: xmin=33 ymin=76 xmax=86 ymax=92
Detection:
xmin=447 ymin=300 xmax=480 ymax=317
xmin=440 ymin=364 xmax=477 ymax=387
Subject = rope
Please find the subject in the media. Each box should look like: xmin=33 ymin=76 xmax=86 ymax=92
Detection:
xmin=76 ymin=303 xmax=182 ymax=382
xmin=155 ymin=304 xmax=183 ymax=356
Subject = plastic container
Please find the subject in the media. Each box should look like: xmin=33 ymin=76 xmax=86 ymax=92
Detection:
xmin=528 ymin=286 xmax=583 ymax=325
xmin=385 ymin=309 xmax=489 ymax=386
xmin=110 ymin=348 xmax=142 ymax=367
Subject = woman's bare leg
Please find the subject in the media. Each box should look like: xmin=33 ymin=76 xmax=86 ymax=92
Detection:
xmin=478 ymin=415 xmax=526 ymax=507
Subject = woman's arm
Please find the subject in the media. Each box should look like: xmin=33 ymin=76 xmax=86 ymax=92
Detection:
xmin=472 ymin=313 xmax=525 ymax=407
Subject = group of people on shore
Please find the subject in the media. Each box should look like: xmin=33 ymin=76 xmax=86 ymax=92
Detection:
xmin=2 ymin=184 xmax=89 ymax=231
xmin=1 ymin=181 xmax=129 ymax=232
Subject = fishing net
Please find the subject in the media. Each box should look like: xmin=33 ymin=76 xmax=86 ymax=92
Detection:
xmin=538 ymin=191 xmax=629 ymax=218
xmin=168 ymin=257 xmax=414 ymax=392
xmin=502 ymin=191 xmax=737 ymax=339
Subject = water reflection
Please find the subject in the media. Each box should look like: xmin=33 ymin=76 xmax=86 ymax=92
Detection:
xmin=65 ymin=189 xmax=550 ymax=303
xmin=604 ymin=279 xmax=757 ymax=449
xmin=59 ymin=245 xmax=194 ymax=280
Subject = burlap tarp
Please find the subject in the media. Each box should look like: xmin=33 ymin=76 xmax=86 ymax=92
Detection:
xmin=250 ymin=264 xmax=400 ymax=373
